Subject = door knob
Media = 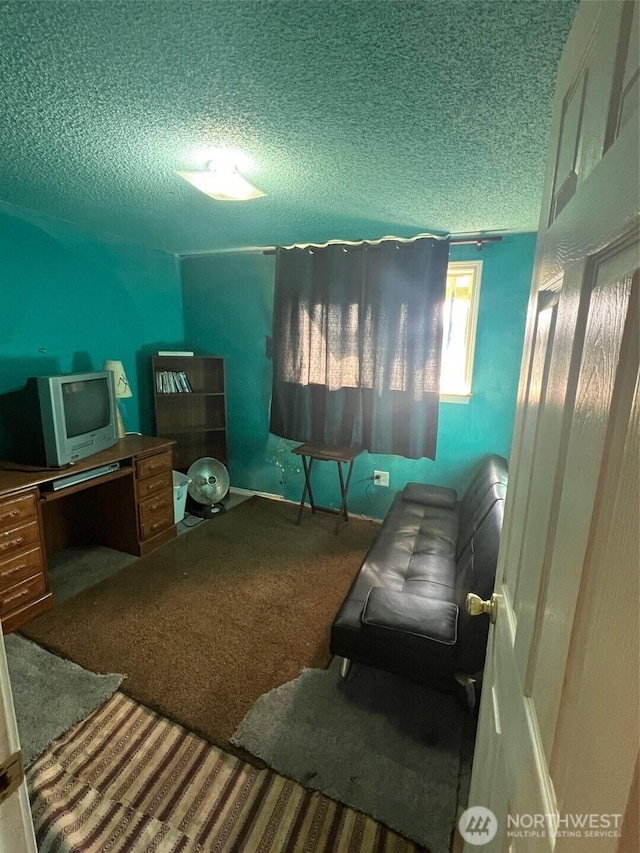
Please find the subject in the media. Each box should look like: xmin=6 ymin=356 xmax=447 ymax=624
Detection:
xmin=465 ymin=592 xmax=498 ymax=624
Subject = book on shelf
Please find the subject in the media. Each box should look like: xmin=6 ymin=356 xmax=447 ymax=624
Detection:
xmin=179 ymin=371 xmax=193 ymax=392
xmin=155 ymin=370 xmax=193 ymax=393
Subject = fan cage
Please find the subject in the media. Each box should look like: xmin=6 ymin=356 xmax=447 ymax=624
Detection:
xmin=186 ymin=457 xmax=230 ymax=506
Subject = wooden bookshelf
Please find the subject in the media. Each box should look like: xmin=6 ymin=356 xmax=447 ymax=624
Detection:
xmin=152 ymin=355 xmax=228 ymax=472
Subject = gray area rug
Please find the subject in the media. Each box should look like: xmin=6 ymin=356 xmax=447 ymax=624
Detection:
xmin=47 ymin=544 xmax=138 ymax=603
xmin=231 ymin=659 xmax=464 ymax=853
xmin=5 ymin=634 xmax=123 ymax=765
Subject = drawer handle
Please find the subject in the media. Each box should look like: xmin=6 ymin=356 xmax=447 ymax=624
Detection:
xmin=145 ymin=481 xmax=163 ymax=493
xmin=0 ymin=564 xmax=26 ymax=580
xmin=0 ymin=510 xmax=20 ymax=522
xmin=3 ymin=588 xmax=30 ymax=606
xmin=0 ymin=537 xmax=24 ymax=552
xmin=150 ymin=521 xmax=166 ymax=532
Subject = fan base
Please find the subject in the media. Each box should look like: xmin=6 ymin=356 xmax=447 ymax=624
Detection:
xmin=187 ymin=501 xmax=226 ymax=519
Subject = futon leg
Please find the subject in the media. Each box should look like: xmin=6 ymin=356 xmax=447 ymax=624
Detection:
xmin=339 ymin=657 xmax=352 ymax=679
xmin=455 ymin=672 xmax=478 ymax=713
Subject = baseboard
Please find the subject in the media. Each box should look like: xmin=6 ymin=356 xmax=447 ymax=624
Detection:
xmin=228 ymin=486 xmax=293 ymax=504
xmin=228 ymin=487 xmax=382 ymax=524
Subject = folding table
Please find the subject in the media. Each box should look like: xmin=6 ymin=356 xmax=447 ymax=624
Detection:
xmin=291 ymin=442 xmax=364 ymax=534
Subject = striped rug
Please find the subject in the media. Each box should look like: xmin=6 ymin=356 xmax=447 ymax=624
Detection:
xmin=27 ymin=691 xmax=430 ymax=852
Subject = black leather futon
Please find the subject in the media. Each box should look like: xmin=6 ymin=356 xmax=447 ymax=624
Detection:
xmin=330 ymin=454 xmax=508 ymax=692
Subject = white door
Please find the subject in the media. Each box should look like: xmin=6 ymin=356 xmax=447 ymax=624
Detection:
xmin=463 ymin=2 xmax=639 ymax=850
xmin=0 ymin=629 xmax=37 ymax=853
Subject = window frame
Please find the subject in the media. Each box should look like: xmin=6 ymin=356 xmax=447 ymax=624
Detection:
xmin=439 ymin=259 xmax=483 ymax=403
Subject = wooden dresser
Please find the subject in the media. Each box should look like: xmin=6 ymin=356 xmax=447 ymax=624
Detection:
xmin=0 ymin=436 xmax=176 ymax=633
xmin=0 ymin=488 xmax=48 ymax=634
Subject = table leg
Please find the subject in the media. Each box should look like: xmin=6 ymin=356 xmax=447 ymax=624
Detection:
xmin=335 ymin=459 xmax=356 ymax=534
xmin=306 ymin=458 xmax=316 ymax=513
xmin=337 ymin=460 xmax=346 ymax=519
xmin=296 ymin=455 xmax=316 ymax=525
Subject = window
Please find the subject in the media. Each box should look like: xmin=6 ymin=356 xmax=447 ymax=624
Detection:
xmin=440 ymin=260 xmax=482 ymax=399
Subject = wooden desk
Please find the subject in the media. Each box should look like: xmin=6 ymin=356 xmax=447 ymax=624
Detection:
xmin=291 ymin=442 xmax=363 ymax=534
xmin=0 ymin=435 xmax=176 ymax=634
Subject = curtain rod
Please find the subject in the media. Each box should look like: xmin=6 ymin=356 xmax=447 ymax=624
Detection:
xmin=451 ymin=235 xmax=503 ymax=247
xmin=261 ymin=235 xmax=503 ymax=255
xmin=177 ymin=234 xmax=503 ymax=258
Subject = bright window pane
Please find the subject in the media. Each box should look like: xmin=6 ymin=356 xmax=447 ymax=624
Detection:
xmin=440 ymin=262 xmax=482 ymax=396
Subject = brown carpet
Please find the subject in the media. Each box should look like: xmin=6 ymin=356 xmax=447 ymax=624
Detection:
xmin=22 ymin=497 xmax=378 ymax=751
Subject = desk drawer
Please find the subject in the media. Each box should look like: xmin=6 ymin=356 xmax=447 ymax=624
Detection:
xmin=136 ymin=470 xmax=172 ymax=502
xmin=0 ymin=573 xmax=46 ymax=618
xmin=0 ymin=547 xmax=44 ymax=593
xmin=0 ymin=520 xmax=40 ymax=559
xmin=137 ymin=450 xmax=173 ymax=481
xmin=138 ymin=489 xmax=173 ymax=526
xmin=0 ymin=491 xmax=37 ymax=529
xmin=139 ymin=503 xmax=174 ymax=541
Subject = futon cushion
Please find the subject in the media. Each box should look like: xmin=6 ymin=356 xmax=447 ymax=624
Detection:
xmin=402 ymin=483 xmax=457 ymax=509
xmin=402 ymin=579 xmax=455 ymax=601
xmin=405 ymin=554 xmax=457 ymax=587
xmin=361 ymin=587 xmax=458 ymax=645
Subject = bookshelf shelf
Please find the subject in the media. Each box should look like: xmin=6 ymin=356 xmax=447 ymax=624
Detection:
xmin=152 ymin=356 xmax=228 ymax=471
xmin=160 ymin=425 xmax=227 ymax=435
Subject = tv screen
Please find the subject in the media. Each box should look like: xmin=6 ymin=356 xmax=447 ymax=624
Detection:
xmin=62 ymin=378 xmax=111 ymax=438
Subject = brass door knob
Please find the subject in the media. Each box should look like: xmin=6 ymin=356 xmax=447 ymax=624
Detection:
xmin=465 ymin=592 xmax=498 ymax=624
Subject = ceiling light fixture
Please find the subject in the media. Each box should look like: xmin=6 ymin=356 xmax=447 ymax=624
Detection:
xmin=177 ymin=158 xmax=265 ymax=202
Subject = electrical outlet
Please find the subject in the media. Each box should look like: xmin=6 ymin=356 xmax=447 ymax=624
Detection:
xmin=373 ymin=470 xmax=389 ymax=487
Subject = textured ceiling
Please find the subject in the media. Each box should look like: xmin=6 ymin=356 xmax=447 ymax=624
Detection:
xmin=0 ymin=0 xmax=578 ymax=254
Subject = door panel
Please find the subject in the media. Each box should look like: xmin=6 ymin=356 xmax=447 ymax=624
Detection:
xmin=605 ymin=0 xmax=640 ymax=147
xmin=550 ymin=62 xmax=589 ymax=221
xmin=531 ymin=244 xmax=638 ymax=753
xmin=501 ymin=287 xmax=559 ymax=598
xmin=512 ymin=260 xmax=587 ymax=681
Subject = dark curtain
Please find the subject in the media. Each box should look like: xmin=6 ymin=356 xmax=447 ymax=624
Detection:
xmin=269 ymin=237 xmax=449 ymax=459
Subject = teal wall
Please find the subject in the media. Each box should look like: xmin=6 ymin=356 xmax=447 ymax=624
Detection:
xmin=0 ymin=202 xmax=185 ymax=455
xmin=181 ymin=232 xmax=536 ymax=519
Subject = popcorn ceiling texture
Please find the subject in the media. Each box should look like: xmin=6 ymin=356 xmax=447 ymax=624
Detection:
xmin=0 ymin=0 xmax=578 ymax=254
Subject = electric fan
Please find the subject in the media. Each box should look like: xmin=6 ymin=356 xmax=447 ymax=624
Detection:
xmin=186 ymin=457 xmax=230 ymax=518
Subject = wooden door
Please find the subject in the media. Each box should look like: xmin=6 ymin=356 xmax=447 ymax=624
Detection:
xmin=0 ymin=630 xmax=38 ymax=851
xmin=462 ymin=2 xmax=639 ymax=850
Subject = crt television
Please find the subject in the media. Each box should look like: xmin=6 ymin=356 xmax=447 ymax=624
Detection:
xmin=9 ymin=371 xmax=119 ymax=468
